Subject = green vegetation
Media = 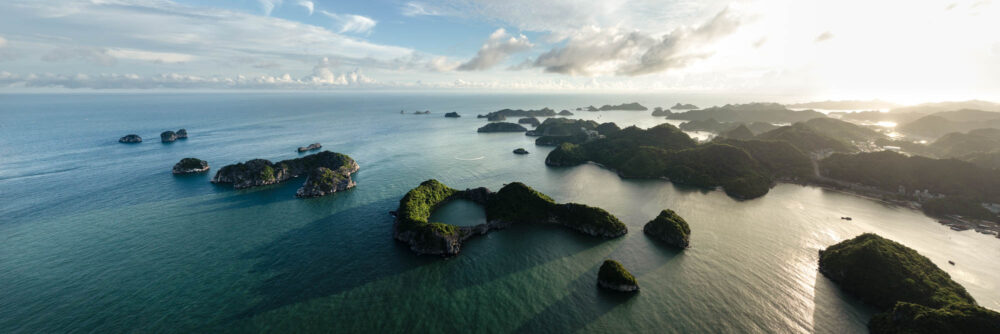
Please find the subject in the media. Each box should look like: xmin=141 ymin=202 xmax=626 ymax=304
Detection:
xmin=869 ymin=302 xmax=1000 ymax=334
xmin=643 ymin=209 xmax=691 ymax=248
xmin=921 ymin=197 xmax=996 ymax=221
xmin=719 ymin=124 xmax=754 ymax=140
xmin=820 ymin=151 xmax=1000 ymax=204
xmin=597 ymin=102 xmax=647 ymax=111
xmin=668 ymin=102 xmax=825 ymax=123
xmin=819 ymin=233 xmax=1000 ymax=333
xmin=477 ymin=122 xmax=528 ymax=133
xmin=545 ymin=123 xmax=815 ymax=199
xmin=597 ymin=260 xmax=638 ymax=289
xmin=757 ymin=123 xmax=857 ymax=153
xmin=484 ymin=182 xmax=556 ymax=224
xmin=396 ymin=179 xmax=459 ymax=230
xmin=177 ymin=158 xmax=206 ymax=169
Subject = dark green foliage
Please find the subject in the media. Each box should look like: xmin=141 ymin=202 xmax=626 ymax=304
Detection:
xmin=869 ymin=302 xmax=1000 ymax=334
xmin=820 ymin=151 xmax=1000 ymax=204
xmin=396 ymin=179 xmax=458 ymax=231
xmin=596 ymin=122 xmax=621 ymax=135
xmin=552 ymin=203 xmax=627 ymax=235
xmin=477 ymin=122 xmax=528 ymax=133
xmin=719 ymin=124 xmax=754 ymax=140
xmin=177 ymin=158 xmax=206 ymax=169
xmin=819 ymin=233 xmax=975 ymax=309
xmin=671 ymin=103 xmax=698 ymax=110
xmin=484 ymin=182 xmax=555 ymax=224
xmin=528 ymin=118 xmax=599 ymax=136
xmin=921 ymin=197 xmax=995 ymax=221
xmin=679 ymin=118 xmax=730 ymax=132
xmin=757 ymin=123 xmax=857 ymax=153
xmin=598 ymin=260 xmax=638 ymax=286
xmin=482 ymin=108 xmax=556 ymax=119
xmin=716 ymin=139 xmax=813 ymax=179
xmin=643 ymin=209 xmax=690 ymax=248
xmin=598 ymin=102 xmax=647 ymax=111
xmin=545 ymin=143 xmax=588 ymax=166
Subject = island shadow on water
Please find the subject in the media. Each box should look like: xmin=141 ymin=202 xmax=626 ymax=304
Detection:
xmin=514 ymin=263 xmax=639 ymax=333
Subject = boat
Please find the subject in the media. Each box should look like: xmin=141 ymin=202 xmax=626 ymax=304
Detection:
xmin=949 ymin=260 xmax=955 ymax=265
xmin=840 ymin=217 xmax=852 ymax=221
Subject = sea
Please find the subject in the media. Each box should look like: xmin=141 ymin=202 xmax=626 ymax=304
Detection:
xmin=0 ymin=92 xmax=997 ymax=333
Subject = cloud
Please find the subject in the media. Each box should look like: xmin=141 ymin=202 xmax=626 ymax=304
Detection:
xmin=302 ymin=57 xmax=375 ymax=85
xmin=753 ymin=37 xmax=768 ymax=48
xmin=105 ymin=48 xmax=195 ymax=64
xmin=42 ymin=47 xmax=117 ymax=66
xmin=426 ymin=56 xmax=460 ymax=72
xmin=320 ymin=10 xmax=377 ymax=34
xmin=815 ymin=31 xmax=834 ymax=43
xmin=296 ymin=1 xmax=314 ymax=15
xmin=401 ymin=2 xmax=449 ymax=17
xmin=457 ymin=28 xmax=533 ymax=71
xmin=529 ymin=8 xmax=742 ymax=76
xmin=258 ymin=0 xmax=283 ymax=16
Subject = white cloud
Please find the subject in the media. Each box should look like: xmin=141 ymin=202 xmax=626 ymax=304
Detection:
xmin=0 ymin=36 xmax=6 ymax=48
xmin=427 ymin=56 xmax=460 ymax=72
xmin=457 ymin=28 xmax=532 ymax=71
xmin=320 ymin=10 xmax=377 ymax=34
xmin=258 ymin=0 xmax=283 ymax=16
xmin=42 ymin=47 xmax=117 ymax=66
xmin=401 ymin=2 xmax=450 ymax=17
xmin=105 ymin=48 xmax=195 ymax=64
xmin=296 ymin=1 xmax=314 ymax=15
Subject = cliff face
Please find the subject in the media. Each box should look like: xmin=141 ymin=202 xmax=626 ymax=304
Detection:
xmin=597 ymin=260 xmax=639 ymax=292
xmin=172 ymin=158 xmax=210 ymax=175
xmin=643 ymin=209 xmax=691 ymax=248
xmin=212 ymin=151 xmax=359 ymax=197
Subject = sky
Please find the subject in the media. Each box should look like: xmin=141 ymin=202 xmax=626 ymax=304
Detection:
xmin=0 ymin=0 xmax=998 ymax=103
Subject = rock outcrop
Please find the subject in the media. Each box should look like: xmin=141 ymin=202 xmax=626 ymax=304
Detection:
xmin=212 ymin=151 xmax=359 ymax=198
xmin=172 ymin=158 xmax=210 ymax=175
xmin=558 ymin=110 xmax=574 ymax=116
xmin=444 ymin=112 xmax=460 ymax=118
xmin=393 ymin=180 xmax=626 ymax=256
xmin=477 ymin=122 xmax=527 ymax=133
xmin=671 ymin=103 xmax=699 ymax=110
xmin=176 ymin=129 xmax=188 ymax=139
xmin=297 ymin=143 xmax=322 ymax=152
xmin=295 ymin=167 xmax=357 ymax=198
xmin=118 ymin=134 xmax=142 ymax=143
xmin=643 ymin=209 xmax=691 ymax=248
xmin=598 ymin=260 xmax=639 ymax=292
xmin=160 ymin=131 xmax=178 ymax=143
xmin=517 ymin=117 xmax=541 ymax=127
xmin=513 ymin=148 xmax=529 ymax=155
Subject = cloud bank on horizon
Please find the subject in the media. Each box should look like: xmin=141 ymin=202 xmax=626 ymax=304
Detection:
xmin=0 ymin=0 xmax=997 ymax=102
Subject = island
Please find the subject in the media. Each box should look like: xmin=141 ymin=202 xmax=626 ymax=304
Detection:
xmin=526 ymin=118 xmax=619 ymax=146
xmin=392 ymin=179 xmax=627 ymax=256
xmin=296 ymin=166 xmax=356 ymax=198
xmin=211 ymin=151 xmax=359 ymax=199
xmin=643 ymin=209 xmax=690 ymax=248
xmin=597 ymin=260 xmax=639 ymax=292
xmin=558 ymin=110 xmax=574 ymax=116
xmin=297 ymin=143 xmax=322 ymax=152
xmin=678 ymin=118 xmax=777 ymax=135
xmin=668 ymin=102 xmax=825 ymax=123
xmin=413 ymin=110 xmax=431 ymax=115
xmin=480 ymin=108 xmax=556 ymax=120
xmin=587 ymin=102 xmax=647 ymax=111
xmin=160 ymin=131 xmax=178 ymax=143
xmin=719 ymin=124 xmax=754 ymax=140
xmin=444 ymin=112 xmax=460 ymax=118
xmin=477 ymin=122 xmax=527 ymax=133
xmin=118 ymin=134 xmax=142 ymax=143
xmin=487 ymin=114 xmax=505 ymax=121
xmin=513 ymin=148 xmax=529 ymax=155
xmin=176 ymin=129 xmax=188 ymax=139
xmin=172 ymin=158 xmax=210 ymax=175
xmin=819 ymin=233 xmax=1000 ymax=332
xmin=671 ymin=103 xmax=699 ymax=110
xmin=518 ymin=117 xmax=541 ymax=127
xmin=545 ymin=123 xmax=814 ymax=199
xmin=651 ymin=107 xmax=672 ymax=116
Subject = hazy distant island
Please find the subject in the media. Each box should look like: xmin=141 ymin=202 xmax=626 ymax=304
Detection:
xmin=392 ymin=179 xmax=627 ymax=256
xmin=786 ymin=99 xmax=899 ymax=110
xmin=517 ymin=117 xmax=540 ymax=127
xmin=597 ymin=260 xmax=639 ymax=292
xmin=444 ymin=112 xmax=460 ymax=118
xmin=651 ymin=107 xmax=672 ymax=116
xmin=668 ymin=102 xmax=825 ymax=123
xmin=671 ymin=103 xmax=699 ymax=110
xmin=172 ymin=158 xmax=210 ymax=175
xmin=678 ymin=118 xmax=777 ymax=136
xmin=513 ymin=148 xmax=529 ymax=155
xmin=819 ymin=233 xmax=1000 ymax=333
xmin=480 ymin=107 xmax=556 ymax=120
xmin=526 ymin=118 xmax=619 ymax=146
xmin=478 ymin=122 xmax=528 ymax=133
xmin=211 ymin=151 xmax=359 ymax=198
xmin=580 ymin=102 xmax=648 ymax=111
xmin=643 ymin=209 xmax=691 ymax=249
xmin=558 ymin=110 xmax=574 ymax=116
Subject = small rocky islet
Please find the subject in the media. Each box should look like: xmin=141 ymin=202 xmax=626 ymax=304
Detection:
xmin=392 ymin=179 xmax=627 ymax=256
xmin=297 ymin=143 xmax=322 ymax=152
xmin=211 ymin=150 xmax=359 ymax=198
xmin=444 ymin=112 xmax=460 ymax=118
xmin=477 ymin=122 xmax=527 ymax=133
xmin=118 ymin=134 xmax=142 ymax=143
xmin=161 ymin=129 xmax=187 ymax=143
xmin=643 ymin=209 xmax=691 ymax=249
xmin=513 ymin=148 xmax=529 ymax=155
xmin=597 ymin=260 xmax=639 ymax=292
xmin=172 ymin=158 xmax=210 ymax=175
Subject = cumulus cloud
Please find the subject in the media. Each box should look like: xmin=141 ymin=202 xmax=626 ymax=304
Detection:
xmin=531 ymin=8 xmax=743 ymax=76
xmin=427 ymin=56 xmax=460 ymax=72
xmin=457 ymin=28 xmax=533 ymax=71
xmin=320 ymin=10 xmax=377 ymax=34
xmin=815 ymin=31 xmax=834 ymax=43
xmin=296 ymin=1 xmax=314 ymax=15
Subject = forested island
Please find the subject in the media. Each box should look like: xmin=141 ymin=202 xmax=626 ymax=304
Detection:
xmin=819 ymin=234 xmax=1000 ymax=333
xmin=211 ymin=151 xmax=359 ymax=198
xmin=393 ymin=180 xmax=627 ymax=256
xmin=668 ymin=102 xmax=825 ymax=123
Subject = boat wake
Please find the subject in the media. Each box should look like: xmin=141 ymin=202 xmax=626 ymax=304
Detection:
xmin=454 ymin=156 xmax=485 ymax=161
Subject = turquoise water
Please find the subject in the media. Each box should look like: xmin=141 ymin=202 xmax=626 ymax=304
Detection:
xmin=0 ymin=93 xmax=998 ymax=333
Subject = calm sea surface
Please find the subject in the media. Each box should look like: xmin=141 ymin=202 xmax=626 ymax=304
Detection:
xmin=0 ymin=92 xmax=997 ymax=333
